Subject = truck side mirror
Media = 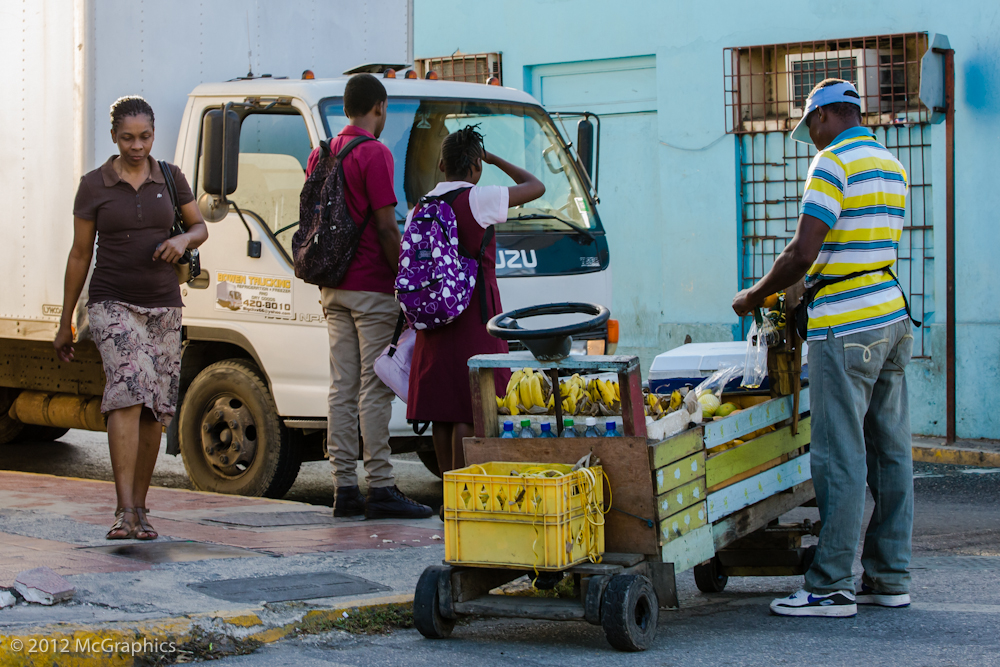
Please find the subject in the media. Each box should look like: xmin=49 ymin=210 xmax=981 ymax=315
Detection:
xmin=202 ymin=108 xmax=240 ymax=196
xmin=576 ymin=118 xmax=595 ymax=180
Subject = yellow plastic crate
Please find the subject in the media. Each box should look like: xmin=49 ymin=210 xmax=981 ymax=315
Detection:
xmin=443 ymin=461 xmax=605 ymax=571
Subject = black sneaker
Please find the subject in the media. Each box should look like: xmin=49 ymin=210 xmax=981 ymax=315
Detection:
xmin=333 ymin=485 xmax=366 ymax=518
xmin=365 ymin=485 xmax=434 ymax=520
xmin=856 ymin=584 xmax=911 ymax=607
xmin=770 ymin=589 xmax=857 ymax=617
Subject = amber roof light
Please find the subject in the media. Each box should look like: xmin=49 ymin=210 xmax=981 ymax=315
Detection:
xmin=301 ymin=69 xmax=315 ymax=80
xmin=425 ymin=70 xmax=439 ymax=80
xmin=383 ymin=69 xmax=397 ymax=79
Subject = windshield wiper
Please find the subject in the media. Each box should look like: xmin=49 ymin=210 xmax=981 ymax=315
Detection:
xmin=507 ymin=214 xmax=596 ymax=241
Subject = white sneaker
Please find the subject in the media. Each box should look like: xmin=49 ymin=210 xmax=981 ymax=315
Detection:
xmin=856 ymin=584 xmax=911 ymax=607
xmin=770 ymin=589 xmax=858 ymax=617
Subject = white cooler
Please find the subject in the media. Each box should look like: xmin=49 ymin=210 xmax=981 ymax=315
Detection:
xmin=648 ymin=341 xmax=808 ymax=394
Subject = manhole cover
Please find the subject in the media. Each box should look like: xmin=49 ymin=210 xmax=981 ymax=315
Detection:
xmin=911 ymin=556 xmax=1000 ymax=570
xmin=203 ymin=511 xmax=338 ymax=528
xmin=83 ymin=541 xmax=269 ymax=563
xmin=189 ymin=572 xmax=390 ymax=603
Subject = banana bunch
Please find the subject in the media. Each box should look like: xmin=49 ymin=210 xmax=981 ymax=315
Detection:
xmin=557 ymin=374 xmax=591 ymax=416
xmin=645 ymin=388 xmax=685 ymax=421
xmin=497 ymin=368 xmax=553 ymax=416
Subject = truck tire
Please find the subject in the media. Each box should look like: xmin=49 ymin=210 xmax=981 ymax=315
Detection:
xmin=417 ymin=449 xmax=442 ymax=478
xmin=178 ymin=359 xmax=300 ymax=498
xmin=13 ymin=426 xmax=70 ymax=443
xmin=0 ymin=388 xmax=27 ymax=444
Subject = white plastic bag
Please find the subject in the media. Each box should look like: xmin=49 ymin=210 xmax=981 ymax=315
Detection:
xmin=741 ymin=310 xmax=777 ymax=389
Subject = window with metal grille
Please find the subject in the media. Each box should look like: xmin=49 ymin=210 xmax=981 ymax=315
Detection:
xmin=726 ymin=33 xmax=935 ymax=358
xmin=414 ymin=52 xmax=502 ymax=84
xmin=723 ymin=33 xmax=929 ymax=133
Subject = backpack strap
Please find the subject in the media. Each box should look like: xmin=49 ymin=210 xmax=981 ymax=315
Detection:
xmin=331 ymin=135 xmax=377 ymax=233
xmin=475 ymin=226 xmax=496 ymax=324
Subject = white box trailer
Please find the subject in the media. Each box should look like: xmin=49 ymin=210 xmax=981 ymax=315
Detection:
xmin=0 ymin=0 xmax=616 ymax=498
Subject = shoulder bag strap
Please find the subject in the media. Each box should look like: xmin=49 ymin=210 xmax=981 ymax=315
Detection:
xmin=387 ymin=311 xmax=407 ymax=358
xmin=158 ymin=160 xmax=184 ymax=235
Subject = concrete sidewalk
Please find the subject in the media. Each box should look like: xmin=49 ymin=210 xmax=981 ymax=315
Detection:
xmin=0 ymin=471 xmax=444 ymax=665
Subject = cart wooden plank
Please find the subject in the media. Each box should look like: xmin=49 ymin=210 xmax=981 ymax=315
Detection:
xmin=463 ymin=436 xmax=659 ymax=555
xmin=707 ymin=453 xmax=811 ymax=522
xmin=660 ymin=524 xmax=715 ymax=574
xmin=649 ymin=427 xmax=703 ymax=470
xmin=453 ymin=595 xmax=586 ymax=620
xmin=654 ymin=451 xmax=705 ymax=496
xmin=705 ymin=418 xmax=812 ymax=488
xmin=712 ymin=480 xmax=816 ymax=551
xmin=703 ymin=388 xmax=810 ymax=448
xmin=470 ymin=367 xmax=500 ymax=438
xmin=659 ymin=501 xmax=708 ymax=545
xmin=655 ymin=478 xmax=706 ymax=518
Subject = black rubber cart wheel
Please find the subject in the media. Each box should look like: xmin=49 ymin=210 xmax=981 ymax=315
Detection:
xmin=417 ymin=449 xmax=442 ymax=478
xmin=693 ymin=556 xmax=729 ymax=593
xmin=601 ymin=574 xmax=658 ymax=652
xmin=413 ymin=565 xmax=455 ymax=639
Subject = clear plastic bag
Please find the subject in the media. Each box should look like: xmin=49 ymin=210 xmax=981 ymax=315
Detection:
xmin=741 ymin=309 xmax=777 ymax=389
xmin=694 ymin=365 xmax=744 ymax=400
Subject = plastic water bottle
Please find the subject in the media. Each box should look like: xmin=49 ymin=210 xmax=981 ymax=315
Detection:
xmin=604 ymin=421 xmax=622 ymax=437
xmin=519 ymin=419 xmax=535 ymax=438
xmin=562 ymin=418 xmax=578 ymax=437
xmin=501 ymin=421 xmax=516 ymax=438
xmin=539 ymin=422 xmax=556 ymax=438
xmin=584 ymin=417 xmax=600 ymax=438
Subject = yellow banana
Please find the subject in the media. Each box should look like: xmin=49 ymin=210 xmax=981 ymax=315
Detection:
xmin=507 ymin=370 xmax=524 ymax=396
xmin=613 ymin=382 xmax=620 ymax=402
xmin=598 ymin=379 xmax=616 ymax=405
xmin=565 ymin=396 xmax=577 ymax=415
xmin=518 ymin=377 xmax=534 ymax=409
xmin=496 ymin=396 xmax=504 ymax=410
xmin=530 ymin=375 xmax=545 ymax=408
xmin=669 ymin=390 xmax=682 ymax=411
xmin=547 ymin=394 xmax=555 ymax=410
xmin=560 ymin=382 xmax=572 ymax=398
xmin=505 ymin=391 xmax=520 ymax=416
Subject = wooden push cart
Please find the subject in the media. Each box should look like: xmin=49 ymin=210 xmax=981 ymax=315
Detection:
xmin=413 ymin=351 xmax=815 ymax=651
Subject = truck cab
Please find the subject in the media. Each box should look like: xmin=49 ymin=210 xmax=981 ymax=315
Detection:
xmin=169 ymin=73 xmax=612 ymax=497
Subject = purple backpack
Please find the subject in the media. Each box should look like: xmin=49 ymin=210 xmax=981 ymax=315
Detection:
xmin=395 ymin=187 xmax=494 ymax=330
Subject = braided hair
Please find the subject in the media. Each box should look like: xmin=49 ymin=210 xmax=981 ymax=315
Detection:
xmin=440 ymin=124 xmax=484 ymax=179
xmin=110 ymin=95 xmax=155 ymax=131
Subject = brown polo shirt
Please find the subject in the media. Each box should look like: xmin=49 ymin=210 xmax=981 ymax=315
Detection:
xmin=74 ymin=156 xmax=194 ymax=308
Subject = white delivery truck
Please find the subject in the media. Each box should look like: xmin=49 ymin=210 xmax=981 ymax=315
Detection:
xmin=0 ymin=1 xmax=615 ymax=498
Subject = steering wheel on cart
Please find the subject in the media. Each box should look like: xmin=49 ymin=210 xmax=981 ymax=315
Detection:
xmin=487 ymin=302 xmax=610 ymax=361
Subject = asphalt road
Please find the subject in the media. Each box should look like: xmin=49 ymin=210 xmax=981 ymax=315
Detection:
xmin=2 ymin=431 xmax=999 ymax=665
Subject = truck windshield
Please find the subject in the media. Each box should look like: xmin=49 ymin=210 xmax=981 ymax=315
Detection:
xmin=319 ymin=97 xmax=599 ymax=233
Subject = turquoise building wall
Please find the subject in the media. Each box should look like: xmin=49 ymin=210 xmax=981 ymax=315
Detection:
xmin=414 ymin=0 xmax=1000 ymax=439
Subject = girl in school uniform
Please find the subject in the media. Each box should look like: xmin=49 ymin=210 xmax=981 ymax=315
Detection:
xmin=406 ymin=126 xmax=545 ymax=474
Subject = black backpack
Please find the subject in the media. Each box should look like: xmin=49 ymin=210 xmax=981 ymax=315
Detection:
xmin=293 ymin=136 xmax=374 ymax=287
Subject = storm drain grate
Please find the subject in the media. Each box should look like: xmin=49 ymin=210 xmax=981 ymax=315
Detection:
xmin=189 ymin=572 xmax=390 ymax=603
xmin=203 ymin=511 xmax=338 ymax=528
xmin=910 ymin=556 xmax=1000 ymax=570
xmin=82 ymin=541 xmax=269 ymax=563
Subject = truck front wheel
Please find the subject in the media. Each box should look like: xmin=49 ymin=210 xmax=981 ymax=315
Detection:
xmin=178 ymin=359 xmax=300 ymax=498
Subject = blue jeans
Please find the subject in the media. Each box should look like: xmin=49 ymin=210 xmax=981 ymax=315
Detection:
xmin=805 ymin=320 xmax=914 ymax=594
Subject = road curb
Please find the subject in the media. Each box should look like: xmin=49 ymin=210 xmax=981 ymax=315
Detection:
xmin=0 ymin=593 xmax=413 ymax=666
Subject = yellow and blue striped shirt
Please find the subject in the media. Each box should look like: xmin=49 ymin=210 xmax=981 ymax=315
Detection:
xmin=801 ymin=127 xmax=909 ymax=340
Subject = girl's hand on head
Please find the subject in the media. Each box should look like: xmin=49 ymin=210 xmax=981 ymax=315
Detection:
xmin=481 ymin=150 xmax=497 ymax=166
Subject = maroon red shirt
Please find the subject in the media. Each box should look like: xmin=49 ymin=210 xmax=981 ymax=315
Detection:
xmin=305 ymin=125 xmax=397 ymax=293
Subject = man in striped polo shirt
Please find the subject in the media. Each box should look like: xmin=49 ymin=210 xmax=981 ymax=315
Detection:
xmin=733 ymin=79 xmax=915 ymax=618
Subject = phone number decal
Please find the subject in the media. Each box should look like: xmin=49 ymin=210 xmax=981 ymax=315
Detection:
xmin=216 ymin=271 xmax=294 ymax=320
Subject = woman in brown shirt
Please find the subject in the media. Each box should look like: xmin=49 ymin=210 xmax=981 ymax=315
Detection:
xmin=53 ymin=96 xmax=208 ymax=540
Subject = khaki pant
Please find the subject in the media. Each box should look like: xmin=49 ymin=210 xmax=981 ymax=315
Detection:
xmin=321 ymin=288 xmax=398 ymax=489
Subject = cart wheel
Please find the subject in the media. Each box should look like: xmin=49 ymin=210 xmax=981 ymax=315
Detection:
xmin=693 ymin=557 xmax=728 ymax=593
xmin=802 ymin=544 xmax=817 ymax=573
xmin=601 ymin=574 xmax=658 ymax=652
xmin=584 ymin=574 xmax=610 ymax=625
xmin=413 ymin=566 xmax=455 ymax=639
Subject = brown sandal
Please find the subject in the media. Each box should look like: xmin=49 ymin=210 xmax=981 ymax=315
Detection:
xmin=106 ymin=508 xmax=137 ymax=540
xmin=134 ymin=507 xmax=158 ymax=541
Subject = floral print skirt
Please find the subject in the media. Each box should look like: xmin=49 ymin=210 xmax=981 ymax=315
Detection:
xmin=87 ymin=301 xmax=181 ymax=425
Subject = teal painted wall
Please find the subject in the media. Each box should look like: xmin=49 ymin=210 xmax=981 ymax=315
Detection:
xmin=414 ymin=0 xmax=1000 ymax=439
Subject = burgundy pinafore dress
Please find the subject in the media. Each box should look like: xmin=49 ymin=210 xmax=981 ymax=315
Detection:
xmin=407 ymin=188 xmax=510 ymax=424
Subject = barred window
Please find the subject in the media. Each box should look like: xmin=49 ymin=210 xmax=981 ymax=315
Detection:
xmin=724 ymin=33 xmax=929 ymax=134
xmin=414 ymin=52 xmax=502 ymax=84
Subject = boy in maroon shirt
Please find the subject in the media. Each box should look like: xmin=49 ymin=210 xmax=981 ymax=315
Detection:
xmin=307 ymin=74 xmax=432 ymax=519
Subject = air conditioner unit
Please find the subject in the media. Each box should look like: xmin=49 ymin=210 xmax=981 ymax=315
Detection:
xmin=785 ymin=49 xmax=880 ymax=117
